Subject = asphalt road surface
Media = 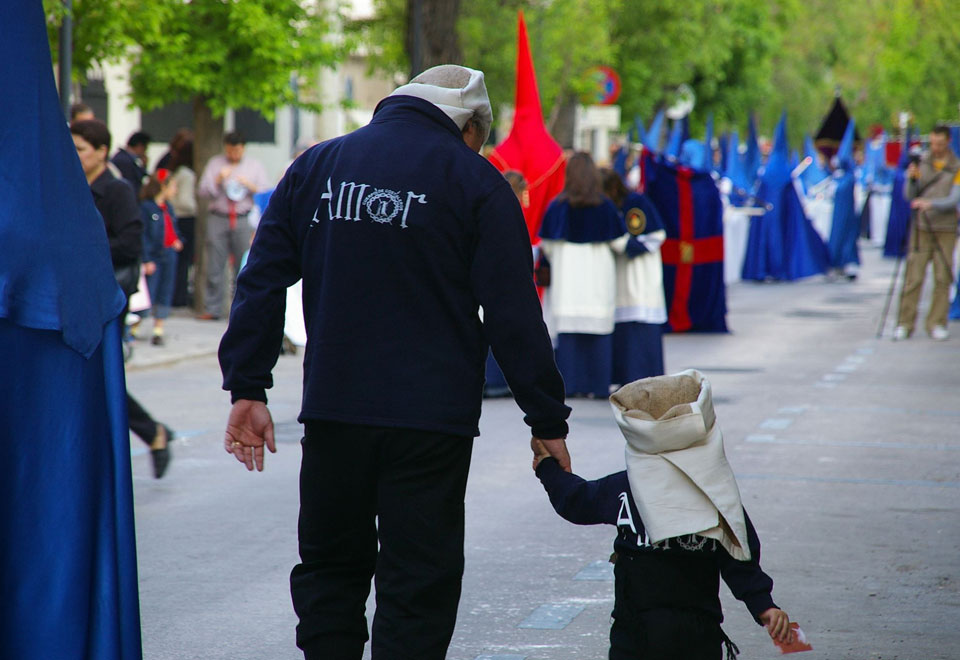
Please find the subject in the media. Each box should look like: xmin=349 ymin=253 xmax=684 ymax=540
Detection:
xmin=128 ymin=245 xmax=959 ymax=660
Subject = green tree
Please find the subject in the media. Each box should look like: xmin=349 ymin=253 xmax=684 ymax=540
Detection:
xmin=119 ymin=0 xmax=343 ymax=311
xmin=610 ymin=0 xmax=779 ymax=142
xmin=44 ymin=0 xmax=151 ymax=82
xmin=358 ymin=0 xmax=613 ymax=144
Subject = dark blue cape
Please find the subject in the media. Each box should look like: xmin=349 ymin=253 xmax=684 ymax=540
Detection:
xmin=643 ymin=153 xmax=728 ymax=333
xmin=539 ymin=197 xmax=626 ymax=243
xmin=0 ymin=2 xmax=141 ymax=657
xmin=742 ymin=115 xmax=828 ymax=281
xmin=621 ymin=192 xmax=664 ymax=235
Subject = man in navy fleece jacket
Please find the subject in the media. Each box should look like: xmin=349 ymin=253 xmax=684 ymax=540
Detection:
xmin=218 ymin=65 xmax=571 ymax=660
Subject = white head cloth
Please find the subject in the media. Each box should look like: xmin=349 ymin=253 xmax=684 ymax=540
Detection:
xmin=610 ymin=369 xmax=752 ymax=561
xmin=390 ymin=65 xmax=492 ymax=139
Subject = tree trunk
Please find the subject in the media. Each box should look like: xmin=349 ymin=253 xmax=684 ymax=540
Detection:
xmin=192 ymin=96 xmax=225 ymax=315
xmin=406 ymin=0 xmax=462 ymax=78
xmin=547 ymin=93 xmax=578 ymax=150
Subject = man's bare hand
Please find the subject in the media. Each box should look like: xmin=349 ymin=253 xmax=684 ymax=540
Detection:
xmin=910 ymin=198 xmax=932 ymax=211
xmin=536 ymin=436 xmax=571 ymax=472
xmin=224 ymin=400 xmax=276 ymax=471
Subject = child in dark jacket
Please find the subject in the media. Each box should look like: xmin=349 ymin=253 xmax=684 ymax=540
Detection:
xmin=532 ymin=370 xmax=795 ymax=660
xmin=138 ymin=169 xmax=182 ymax=345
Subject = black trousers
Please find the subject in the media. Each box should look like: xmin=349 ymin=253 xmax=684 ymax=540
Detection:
xmin=291 ymin=421 xmax=473 ymax=660
xmin=127 ymin=393 xmax=159 ymax=445
xmin=609 ymin=609 xmax=723 ymax=660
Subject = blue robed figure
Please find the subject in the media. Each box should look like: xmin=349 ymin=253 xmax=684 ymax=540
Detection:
xmin=741 ymin=113 xmax=829 ymax=281
xmin=883 ymin=128 xmax=914 ymax=258
xmin=0 ymin=2 xmax=142 ymax=658
xmin=827 ymin=119 xmax=860 ymax=274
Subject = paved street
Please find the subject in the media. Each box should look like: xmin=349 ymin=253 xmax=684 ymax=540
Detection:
xmin=127 ymin=243 xmax=959 ymax=660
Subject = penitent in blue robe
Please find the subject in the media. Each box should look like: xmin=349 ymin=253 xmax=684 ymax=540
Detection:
xmin=883 ymin=163 xmax=911 ymax=258
xmin=0 ymin=2 xmax=141 ymax=658
xmin=827 ymin=120 xmax=861 ymax=270
xmin=742 ymin=115 xmax=828 ymax=281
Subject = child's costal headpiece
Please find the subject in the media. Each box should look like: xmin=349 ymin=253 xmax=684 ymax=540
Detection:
xmin=610 ymin=369 xmax=751 ymax=561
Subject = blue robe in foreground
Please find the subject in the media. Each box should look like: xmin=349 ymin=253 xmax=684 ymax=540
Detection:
xmin=742 ymin=115 xmax=828 ymax=281
xmin=0 ymin=1 xmax=141 ymax=657
xmin=827 ymin=120 xmax=860 ymax=270
xmin=540 ymin=198 xmax=625 ymax=397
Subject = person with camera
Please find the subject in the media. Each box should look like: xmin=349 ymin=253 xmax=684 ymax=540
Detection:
xmin=895 ymin=125 xmax=960 ymax=341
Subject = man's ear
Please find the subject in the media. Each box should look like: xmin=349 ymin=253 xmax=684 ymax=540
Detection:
xmin=462 ymin=123 xmax=484 ymax=153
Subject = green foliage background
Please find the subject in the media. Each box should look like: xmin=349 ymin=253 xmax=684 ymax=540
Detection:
xmin=360 ymin=0 xmax=960 ymax=144
xmin=47 ymin=0 xmax=960 ymax=145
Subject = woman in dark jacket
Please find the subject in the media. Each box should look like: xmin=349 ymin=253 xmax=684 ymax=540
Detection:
xmin=71 ymin=119 xmax=175 ymax=478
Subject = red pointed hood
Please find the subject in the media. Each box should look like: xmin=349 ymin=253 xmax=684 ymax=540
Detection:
xmin=489 ymin=10 xmax=565 ymax=244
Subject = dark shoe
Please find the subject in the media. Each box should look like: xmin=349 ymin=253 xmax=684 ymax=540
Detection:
xmin=150 ymin=425 xmax=174 ymax=479
xmin=151 ymin=334 xmax=165 ymax=346
xmin=196 ymin=313 xmax=220 ymax=321
xmin=151 ymin=445 xmax=171 ymax=478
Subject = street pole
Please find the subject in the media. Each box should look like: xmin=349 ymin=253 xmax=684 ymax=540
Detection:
xmin=58 ymin=0 xmax=73 ymax=119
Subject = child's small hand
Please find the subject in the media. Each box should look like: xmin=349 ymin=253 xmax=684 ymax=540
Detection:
xmin=530 ymin=437 xmax=551 ymax=470
xmin=759 ymin=608 xmax=793 ymax=644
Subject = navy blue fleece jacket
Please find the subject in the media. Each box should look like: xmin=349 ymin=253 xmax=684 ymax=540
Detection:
xmin=536 ymin=457 xmax=777 ymax=624
xmin=219 ymin=95 xmax=570 ymax=439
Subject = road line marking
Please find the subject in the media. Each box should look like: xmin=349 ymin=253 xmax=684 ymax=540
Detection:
xmin=777 ymin=406 xmax=808 ymax=415
xmin=518 ymin=603 xmax=586 ymax=630
xmin=822 ymin=373 xmax=847 ymax=381
xmin=744 ymin=436 xmax=960 ymax=451
xmin=814 ymin=381 xmax=838 ymax=389
xmin=759 ymin=418 xmax=793 ymax=430
xmin=475 ymin=655 xmax=527 ymax=660
xmin=573 ymin=560 xmax=614 ymax=581
xmin=736 ymin=473 xmax=960 ymax=488
xmin=834 ymin=364 xmax=859 ymax=373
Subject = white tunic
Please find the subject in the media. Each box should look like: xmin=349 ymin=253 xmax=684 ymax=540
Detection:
xmin=540 ymin=239 xmax=620 ymax=335
xmin=613 ymin=230 xmax=668 ymax=324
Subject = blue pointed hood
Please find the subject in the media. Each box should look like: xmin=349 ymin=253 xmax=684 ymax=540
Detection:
xmin=800 ymin=134 xmax=829 ymax=192
xmin=0 ymin=0 xmax=126 ymax=358
xmin=837 ymin=117 xmax=856 ymax=170
xmin=644 ymin=110 xmax=665 ymax=153
xmin=760 ymin=112 xmax=790 ymax=188
xmin=951 ymin=126 xmax=960 ymax=159
xmin=665 ymin=117 xmax=686 ymax=159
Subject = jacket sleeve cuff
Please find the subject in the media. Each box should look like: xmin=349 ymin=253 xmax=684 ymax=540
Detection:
xmin=532 ymin=420 xmax=568 ymax=440
xmin=742 ymin=592 xmax=777 ymax=624
xmin=231 ymin=389 xmax=268 ymax=405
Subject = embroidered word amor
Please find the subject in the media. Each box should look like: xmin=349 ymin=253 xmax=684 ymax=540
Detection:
xmin=312 ymin=178 xmax=427 ymax=229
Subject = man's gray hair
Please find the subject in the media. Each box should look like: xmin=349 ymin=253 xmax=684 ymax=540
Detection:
xmin=390 ymin=65 xmax=493 ymax=145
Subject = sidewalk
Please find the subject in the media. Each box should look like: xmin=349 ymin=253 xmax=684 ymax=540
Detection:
xmin=125 ymin=308 xmax=227 ymax=371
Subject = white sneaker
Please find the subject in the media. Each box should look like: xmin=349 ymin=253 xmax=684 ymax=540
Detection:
xmin=931 ymin=325 xmax=950 ymax=341
xmin=893 ymin=326 xmax=909 ymax=341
